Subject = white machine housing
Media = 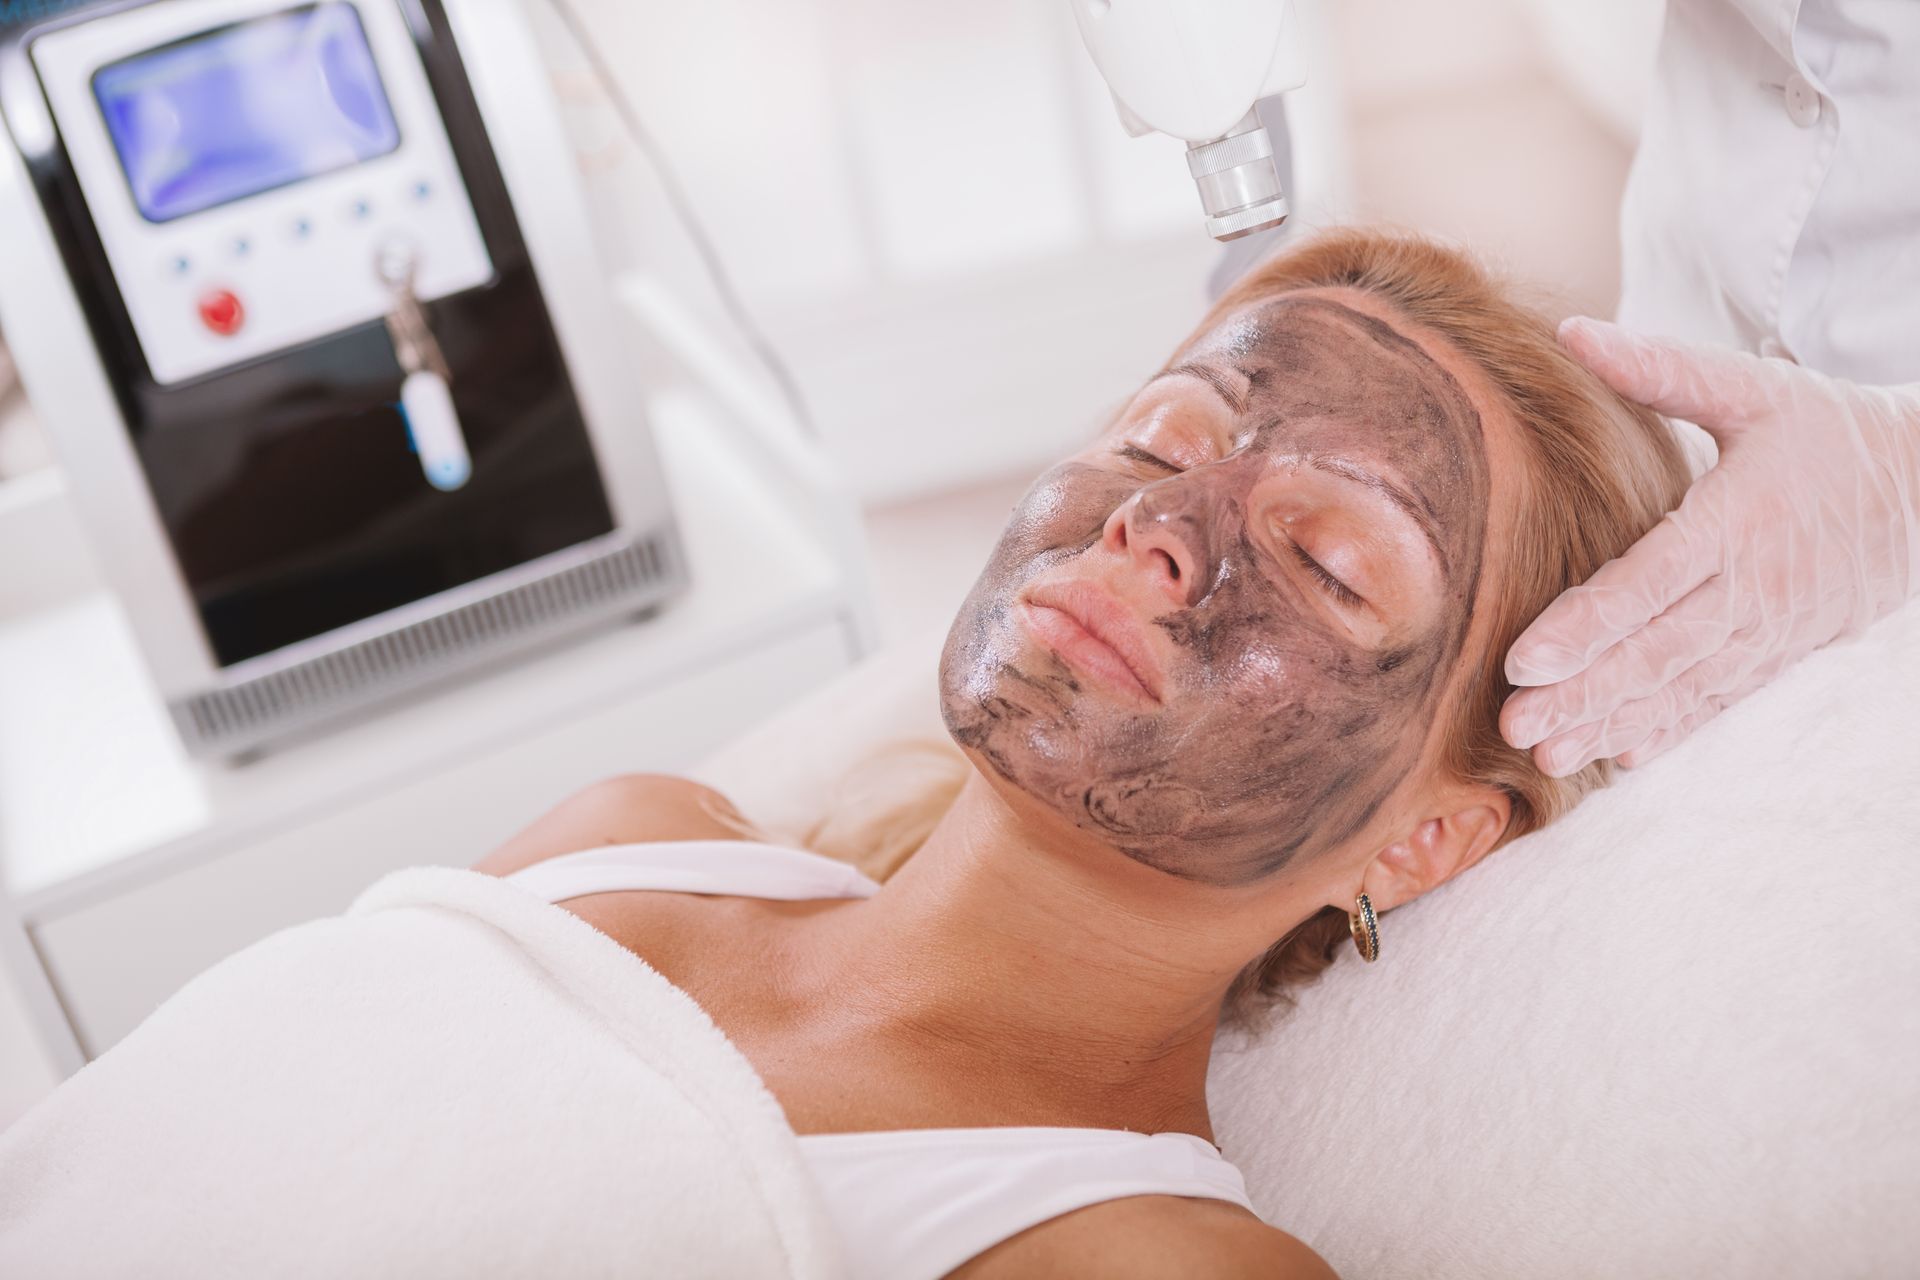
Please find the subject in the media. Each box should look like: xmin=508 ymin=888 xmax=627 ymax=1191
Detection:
xmin=0 ymin=0 xmax=688 ymax=758
xmin=1067 ymin=0 xmax=1307 ymax=241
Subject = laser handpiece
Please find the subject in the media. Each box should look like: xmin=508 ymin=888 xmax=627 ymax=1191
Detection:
xmin=1067 ymin=0 xmax=1305 ymax=242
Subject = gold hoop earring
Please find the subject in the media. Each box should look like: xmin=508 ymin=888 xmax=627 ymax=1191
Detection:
xmin=1349 ymin=893 xmax=1380 ymax=963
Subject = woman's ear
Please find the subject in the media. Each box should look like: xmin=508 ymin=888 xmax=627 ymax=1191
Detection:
xmin=1358 ymin=784 xmax=1511 ymax=913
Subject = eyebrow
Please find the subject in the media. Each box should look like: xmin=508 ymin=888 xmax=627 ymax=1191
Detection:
xmin=1149 ymin=362 xmax=1248 ymax=414
xmin=1307 ymin=456 xmax=1450 ymax=578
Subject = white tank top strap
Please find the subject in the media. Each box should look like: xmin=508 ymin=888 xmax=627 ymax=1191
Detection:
xmin=795 ymin=1126 xmax=1256 ymax=1280
xmin=501 ymin=839 xmax=883 ymax=905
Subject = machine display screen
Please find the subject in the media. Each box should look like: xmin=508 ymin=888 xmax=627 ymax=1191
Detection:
xmin=91 ymin=3 xmax=401 ymax=224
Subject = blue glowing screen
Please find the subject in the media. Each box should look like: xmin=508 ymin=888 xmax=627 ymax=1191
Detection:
xmin=92 ymin=4 xmax=400 ymax=224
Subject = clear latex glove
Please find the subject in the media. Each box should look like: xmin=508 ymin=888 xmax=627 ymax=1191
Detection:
xmin=1500 ymin=317 xmax=1920 ymax=777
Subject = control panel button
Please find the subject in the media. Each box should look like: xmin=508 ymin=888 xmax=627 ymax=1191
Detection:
xmin=197 ymin=288 xmax=246 ymax=336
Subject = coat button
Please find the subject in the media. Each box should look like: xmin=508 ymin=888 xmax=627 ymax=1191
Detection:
xmin=1784 ymin=74 xmax=1823 ymax=128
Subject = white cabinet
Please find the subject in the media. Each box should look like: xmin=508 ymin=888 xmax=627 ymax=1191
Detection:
xmin=32 ymin=621 xmax=846 ymax=1057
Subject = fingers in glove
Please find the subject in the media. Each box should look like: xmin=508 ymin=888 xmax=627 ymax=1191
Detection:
xmin=1501 ymin=579 xmax=1736 ymax=748
xmin=1530 ymin=641 xmax=1754 ymax=777
xmin=1558 ymin=317 xmax=1776 ymax=436
xmin=1528 ymin=718 xmax=1615 ymax=781
xmin=1505 ymin=506 xmax=1721 ymax=686
xmin=1615 ymin=697 xmax=1732 ymax=769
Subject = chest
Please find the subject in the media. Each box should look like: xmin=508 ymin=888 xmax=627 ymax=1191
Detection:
xmin=553 ymin=891 xmax=1047 ymax=1136
xmin=543 ymin=889 xmax=1241 ymax=1280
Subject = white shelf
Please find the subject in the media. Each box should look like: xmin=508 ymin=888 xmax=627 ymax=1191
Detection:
xmin=0 ymin=394 xmax=850 ymax=920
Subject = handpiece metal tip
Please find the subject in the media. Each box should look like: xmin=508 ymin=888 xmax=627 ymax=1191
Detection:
xmin=1187 ymin=108 xmax=1288 ymax=244
xmin=1207 ymin=202 xmax=1288 ymax=242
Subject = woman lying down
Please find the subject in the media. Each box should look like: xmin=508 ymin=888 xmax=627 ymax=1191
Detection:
xmin=0 ymin=229 xmax=1689 ymax=1279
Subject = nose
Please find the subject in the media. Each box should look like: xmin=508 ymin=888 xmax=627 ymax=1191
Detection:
xmin=1102 ymin=483 xmax=1207 ymax=607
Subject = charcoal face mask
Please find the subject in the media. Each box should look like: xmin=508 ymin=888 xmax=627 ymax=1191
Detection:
xmin=939 ymin=296 xmax=1492 ymax=888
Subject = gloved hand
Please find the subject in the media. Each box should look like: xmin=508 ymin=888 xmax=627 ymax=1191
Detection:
xmin=1500 ymin=318 xmax=1920 ymax=777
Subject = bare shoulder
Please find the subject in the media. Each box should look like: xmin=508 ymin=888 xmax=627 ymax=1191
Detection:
xmin=470 ymin=772 xmax=756 ymax=876
xmin=952 ymin=1195 xmax=1338 ymax=1280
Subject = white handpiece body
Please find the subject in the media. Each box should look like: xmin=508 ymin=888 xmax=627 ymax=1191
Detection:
xmin=403 ymin=369 xmax=471 ymax=492
xmin=1067 ymin=0 xmax=1306 ymax=240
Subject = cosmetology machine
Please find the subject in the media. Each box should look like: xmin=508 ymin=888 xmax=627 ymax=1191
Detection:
xmin=1069 ymin=0 xmax=1305 ymax=242
xmin=0 ymin=0 xmax=686 ymax=759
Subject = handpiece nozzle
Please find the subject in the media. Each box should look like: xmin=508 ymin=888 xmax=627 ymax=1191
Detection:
xmin=1186 ymin=107 xmax=1288 ymax=242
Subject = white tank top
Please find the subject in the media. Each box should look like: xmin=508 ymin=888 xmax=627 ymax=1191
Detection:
xmin=504 ymin=839 xmax=1257 ymax=1280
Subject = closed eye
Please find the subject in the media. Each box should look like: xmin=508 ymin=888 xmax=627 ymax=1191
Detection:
xmin=1113 ymin=443 xmax=1179 ymax=474
xmin=1291 ymin=542 xmax=1365 ymax=608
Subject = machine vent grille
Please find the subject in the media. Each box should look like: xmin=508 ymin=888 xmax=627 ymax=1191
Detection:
xmin=175 ymin=533 xmax=677 ymax=755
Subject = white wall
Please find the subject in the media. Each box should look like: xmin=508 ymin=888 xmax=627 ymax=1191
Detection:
xmin=534 ymin=0 xmax=1348 ymax=503
xmin=534 ymin=0 xmax=1659 ymax=503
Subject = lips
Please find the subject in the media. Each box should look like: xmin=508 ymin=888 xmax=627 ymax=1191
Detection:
xmin=1020 ymin=578 xmax=1166 ymax=704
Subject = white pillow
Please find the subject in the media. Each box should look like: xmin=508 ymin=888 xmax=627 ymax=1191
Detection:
xmin=693 ymin=604 xmax=1920 ymax=1276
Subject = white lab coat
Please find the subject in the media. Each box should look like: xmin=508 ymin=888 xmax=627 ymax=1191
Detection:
xmin=1617 ymin=0 xmax=1920 ymax=385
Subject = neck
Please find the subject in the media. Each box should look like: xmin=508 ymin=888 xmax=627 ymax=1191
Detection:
xmin=794 ymin=768 xmax=1274 ymax=1132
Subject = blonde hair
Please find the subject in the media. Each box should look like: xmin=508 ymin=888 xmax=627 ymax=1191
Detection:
xmin=755 ymin=228 xmax=1692 ymax=1029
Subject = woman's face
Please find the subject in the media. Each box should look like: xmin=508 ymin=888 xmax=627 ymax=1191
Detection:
xmin=939 ymin=289 xmax=1499 ymax=889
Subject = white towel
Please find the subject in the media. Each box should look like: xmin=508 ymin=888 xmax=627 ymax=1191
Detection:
xmin=0 ymin=867 xmax=844 ymax=1279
